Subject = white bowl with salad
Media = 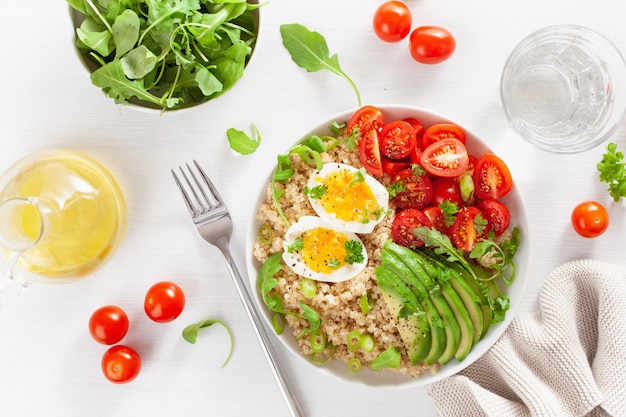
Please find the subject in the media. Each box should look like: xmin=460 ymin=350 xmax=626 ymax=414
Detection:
xmin=67 ymin=0 xmax=262 ymax=112
xmin=246 ymin=104 xmax=530 ymax=387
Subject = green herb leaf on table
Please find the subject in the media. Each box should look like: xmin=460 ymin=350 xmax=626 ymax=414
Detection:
xmin=280 ymin=23 xmax=362 ymax=107
xmin=182 ymin=318 xmax=235 ymax=368
xmin=227 ymin=124 xmax=262 ymax=155
xmin=597 ymin=142 xmax=626 ymax=202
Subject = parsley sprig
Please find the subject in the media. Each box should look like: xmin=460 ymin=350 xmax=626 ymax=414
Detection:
xmin=597 ymin=142 xmax=626 ymax=201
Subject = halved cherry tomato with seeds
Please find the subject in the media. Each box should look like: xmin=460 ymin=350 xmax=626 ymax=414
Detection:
xmin=391 ymin=208 xmax=432 ymax=249
xmin=422 ymin=123 xmax=466 ymax=148
xmin=472 ymin=153 xmax=513 ymax=200
xmin=380 ymin=120 xmax=417 ymax=160
xmin=475 ymin=199 xmax=510 ymax=237
xmin=346 ymin=105 xmax=385 ymax=136
xmin=402 ymin=117 xmax=425 ymax=138
xmin=423 ymin=206 xmax=448 ymax=235
xmin=359 ymin=128 xmax=384 ymax=177
xmin=420 ymin=138 xmax=469 ymax=178
xmin=450 ymin=206 xmax=488 ymax=251
xmin=390 ymin=167 xmax=433 ymax=210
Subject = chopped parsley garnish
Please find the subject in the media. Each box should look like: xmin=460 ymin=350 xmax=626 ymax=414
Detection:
xmin=344 ymin=240 xmax=365 ymax=265
xmin=304 ymin=184 xmax=328 ymax=199
xmin=286 ymin=237 xmax=304 ymax=253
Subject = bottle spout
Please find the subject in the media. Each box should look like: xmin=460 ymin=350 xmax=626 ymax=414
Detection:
xmin=0 ymin=198 xmax=43 ymax=310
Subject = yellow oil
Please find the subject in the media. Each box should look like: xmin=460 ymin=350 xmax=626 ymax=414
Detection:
xmin=0 ymin=150 xmax=126 ymax=279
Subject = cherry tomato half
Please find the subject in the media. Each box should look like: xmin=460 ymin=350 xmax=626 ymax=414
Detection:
xmin=422 ymin=123 xmax=466 ymax=148
xmin=475 ymin=199 xmax=510 ymax=237
xmin=391 ymin=208 xmax=432 ymax=249
xmin=390 ymin=167 xmax=433 ymax=210
xmin=381 ymin=156 xmax=411 ymax=177
xmin=373 ymin=1 xmax=412 ymax=43
xmin=144 ymin=281 xmax=186 ymax=323
xmin=346 ymin=105 xmax=385 ymax=136
xmin=420 ymin=138 xmax=469 ymax=178
xmin=571 ymin=201 xmax=609 ymax=238
xmin=380 ymin=120 xmax=417 ymax=160
xmin=472 ymin=153 xmax=513 ymax=200
xmin=102 ymin=345 xmax=141 ymax=384
xmin=89 ymin=305 xmax=129 ymax=345
xmin=358 ymin=128 xmax=384 ymax=177
xmin=450 ymin=206 xmax=488 ymax=252
xmin=409 ymin=26 xmax=456 ymax=64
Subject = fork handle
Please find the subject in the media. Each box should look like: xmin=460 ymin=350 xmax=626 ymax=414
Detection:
xmin=219 ymin=245 xmax=306 ymax=417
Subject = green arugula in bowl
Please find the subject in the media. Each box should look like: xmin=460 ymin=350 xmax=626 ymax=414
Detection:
xmin=68 ymin=0 xmax=262 ymax=111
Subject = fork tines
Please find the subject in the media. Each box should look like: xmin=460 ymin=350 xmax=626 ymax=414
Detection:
xmin=172 ymin=160 xmax=224 ymax=217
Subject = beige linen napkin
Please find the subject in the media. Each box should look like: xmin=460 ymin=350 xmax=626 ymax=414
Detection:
xmin=426 ymin=259 xmax=626 ymax=417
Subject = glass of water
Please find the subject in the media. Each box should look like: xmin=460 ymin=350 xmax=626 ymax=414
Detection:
xmin=500 ymin=25 xmax=626 ymax=153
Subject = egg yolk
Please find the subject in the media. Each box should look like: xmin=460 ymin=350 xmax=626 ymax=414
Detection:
xmin=317 ymin=170 xmax=381 ymax=223
xmin=301 ymin=227 xmax=349 ymax=274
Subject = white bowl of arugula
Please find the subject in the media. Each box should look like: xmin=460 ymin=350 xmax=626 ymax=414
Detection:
xmin=246 ymin=104 xmax=530 ymax=387
xmin=68 ymin=0 xmax=262 ymax=111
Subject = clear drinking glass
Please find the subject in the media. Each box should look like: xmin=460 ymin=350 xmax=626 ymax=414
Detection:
xmin=500 ymin=25 xmax=626 ymax=153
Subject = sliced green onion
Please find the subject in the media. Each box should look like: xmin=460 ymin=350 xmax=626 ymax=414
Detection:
xmin=359 ymin=290 xmax=374 ymax=315
xmin=309 ymin=329 xmax=327 ymax=353
xmin=347 ymin=358 xmax=362 ymax=372
xmin=300 ymin=278 xmax=317 ymax=298
xmin=360 ymin=333 xmax=375 ymax=352
xmin=347 ymin=329 xmax=362 ymax=352
xmin=271 ymin=313 xmax=285 ymax=335
xmin=309 ymin=344 xmax=337 ymax=364
xmin=258 ymin=223 xmax=273 ymax=245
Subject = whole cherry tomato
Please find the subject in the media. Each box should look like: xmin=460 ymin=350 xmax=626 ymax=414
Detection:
xmin=571 ymin=201 xmax=609 ymax=238
xmin=409 ymin=26 xmax=456 ymax=64
xmin=89 ymin=305 xmax=129 ymax=345
xmin=144 ymin=281 xmax=186 ymax=323
xmin=373 ymin=1 xmax=412 ymax=43
xmin=102 ymin=345 xmax=141 ymax=384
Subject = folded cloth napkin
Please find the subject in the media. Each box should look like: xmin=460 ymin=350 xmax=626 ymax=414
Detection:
xmin=426 ymin=259 xmax=626 ymax=417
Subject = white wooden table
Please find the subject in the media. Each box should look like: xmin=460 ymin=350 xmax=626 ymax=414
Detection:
xmin=1 ymin=1 xmax=625 ymax=416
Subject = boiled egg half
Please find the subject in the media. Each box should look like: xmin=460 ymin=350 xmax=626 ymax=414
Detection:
xmin=282 ymin=216 xmax=368 ymax=282
xmin=306 ymin=163 xmax=389 ymax=234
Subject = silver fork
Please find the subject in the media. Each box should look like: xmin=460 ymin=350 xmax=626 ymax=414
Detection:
xmin=172 ymin=161 xmax=305 ymax=417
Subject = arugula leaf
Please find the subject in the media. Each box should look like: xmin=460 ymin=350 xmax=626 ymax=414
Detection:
xmin=280 ymin=23 xmax=361 ymax=106
xmin=182 ymin=318 xmax=234 ymax=367
xmin=597 ymin=142 xmax=626 ymax=201
xmin=227 ymin=124 xmax=262 ymax=155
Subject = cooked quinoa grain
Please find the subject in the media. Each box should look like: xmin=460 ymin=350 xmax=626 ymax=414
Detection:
xmin=253 ymin=143 xmax=438 ymax=378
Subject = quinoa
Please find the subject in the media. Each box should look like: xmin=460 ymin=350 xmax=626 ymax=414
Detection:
xmin=253 ymin=143 xmax=439 ymax=378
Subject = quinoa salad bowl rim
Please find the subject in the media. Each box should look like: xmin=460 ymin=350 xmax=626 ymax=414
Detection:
xmin=244 ymin=104 xmax=531 ymax=388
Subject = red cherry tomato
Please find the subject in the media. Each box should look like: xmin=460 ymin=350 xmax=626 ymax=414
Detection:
xmin=420 ymin=138 xmax=469 ymax=178
xmin=571 ymin=201 xmax=609 ymax=238
xmin=475 ymin=199 xmax=511 ymax=237
xmin=391 ymin=208 xmax=431 ymax=249
xmin=423 ymin=206 xmax=448 ymax=235
xmin=402 ymin=117 xmax=425 ymax=138
xmin=450 ymin=206 xmax=488 ymax=251
xmin=390 ymin=167 xmax=433 ymax=210
xmin=422 ymin=123 xmax=466 ymax=148
xmin=381 ymin=156 xmax=411 ymax=177
xmin=380 ymin=120 xmax=417 ymax=160
xmin=89 ymin=305 xmax=129 ymax=345
xmin=144 ymin=281 xmax=186 ymax=323
xmin=409 ymin=26 xmax=456 ymax=64
xmin=358 ymin=128 xmax=384 ymax=177
xmin=346 ymin=105 xmax=385 ymax=136
xmin=373 ymin=1 xmax=412 ymax=43
xmin=431 ymin=177 xmax=463 ymax=207
xmin=472 ymin=153 xmax=513 ymax=200
xmin=102 ymin=345 xmax=141 ymax=384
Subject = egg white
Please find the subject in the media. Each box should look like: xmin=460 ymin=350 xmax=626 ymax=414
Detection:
xmin=282 ymin=216 xmax=368 ymax=283
xmin=306 ymin=163 xmax=389 ymax=234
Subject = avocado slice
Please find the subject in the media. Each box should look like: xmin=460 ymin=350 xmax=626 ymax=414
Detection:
xmin=439 ymin=280 xmax=474 ymax=361
xmin=382 ymin=246 xmax=456 ymax=365
xmin=376 ymin=266 xmax=431 ymax=365
xmin=447 ymin=273 xmax=483 ymax=346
